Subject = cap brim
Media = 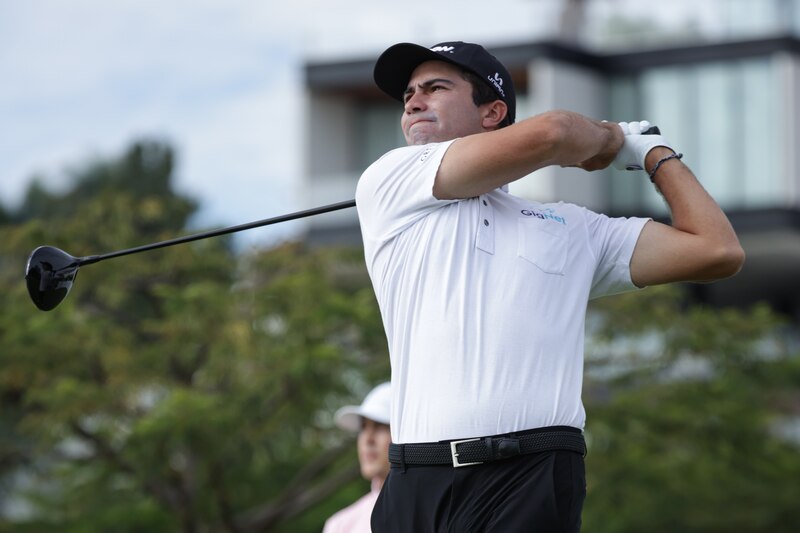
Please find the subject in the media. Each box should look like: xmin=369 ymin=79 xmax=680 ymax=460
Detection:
xmin=374 ymin=43 xmax=461 ymax=102
xmin=334 ymin=405 xmax=391 ymax=433
xmin=334 ymin=406 xmax=363 ymax=432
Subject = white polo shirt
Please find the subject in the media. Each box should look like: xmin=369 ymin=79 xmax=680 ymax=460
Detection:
xmin=356 ymin=141 xmax=649 ymax=444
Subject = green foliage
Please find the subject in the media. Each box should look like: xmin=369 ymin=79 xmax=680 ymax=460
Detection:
xmin=583 ymin=287 xmax=800 ymax=532
xmin=12 ymin=140 xmax=193 ymax=225
xmin=0 ymin=139 xmax=388 ymax=532
xmin=2 ymin=138 xmax=798 ymax=531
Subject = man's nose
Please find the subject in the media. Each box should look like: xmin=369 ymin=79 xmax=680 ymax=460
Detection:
xmin=404 ymin=92 xmax=426 ymax=113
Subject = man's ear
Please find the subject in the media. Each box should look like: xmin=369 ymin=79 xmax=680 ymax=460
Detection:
xmin=481 ymin=100 xmax=508 ymax=129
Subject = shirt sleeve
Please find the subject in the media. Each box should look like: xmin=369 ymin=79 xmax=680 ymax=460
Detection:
xmin=356 ymin=141 xmax=457 ymax=243
xmin=585 ymin=209 xmax=650 ymax=299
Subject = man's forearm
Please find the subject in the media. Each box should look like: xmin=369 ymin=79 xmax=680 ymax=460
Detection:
xmin=434 ymin=110 xmax=623 ymax=200
xmin=646 ymin=147 xmax=744 ymax=279
xmin=543 ymin=110 xmax=624 ymax=170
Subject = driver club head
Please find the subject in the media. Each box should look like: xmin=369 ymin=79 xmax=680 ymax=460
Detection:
xmin=22 ymin=199 xmax=359 ymax=313
xmin=25 ymin=246 xmax=81 ymax=311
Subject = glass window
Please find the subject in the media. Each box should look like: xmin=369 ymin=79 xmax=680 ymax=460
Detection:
xmin=609 ymin=56 xmax=780 ymax=213
xmin=515 ymin=94 xmax=532 ymax=122
xmin=723 ymin=0 xmax=782 ymax=37
xmin=795 ymin=0 xmax=800 ymax=36
xmin=355 ymin=103 xmax=406 ymax=170
xmin=692 ymin=63 xmax=739 ymax=206
xmin=608 ymin=75 xmax=645 ymax=210
xmin=740 ymin=59 xmax=779 ymax=206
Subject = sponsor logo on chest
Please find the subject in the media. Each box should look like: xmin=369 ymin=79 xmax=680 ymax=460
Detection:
xmin=520 ymin=208 xmax=566 ymax=225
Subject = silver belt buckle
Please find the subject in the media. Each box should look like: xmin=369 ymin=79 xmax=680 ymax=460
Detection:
xmin=450 ymin=438 xmax=483 ymax=467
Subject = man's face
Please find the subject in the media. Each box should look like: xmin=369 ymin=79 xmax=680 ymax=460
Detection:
xmin=401 ymin=60 xmax=486 ymax=146
xmin=357 ymin=418 xmax=391 ymax=482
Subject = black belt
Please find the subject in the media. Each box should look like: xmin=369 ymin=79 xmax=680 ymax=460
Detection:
xmin=389 ymin=426 xmax=585 ymax=468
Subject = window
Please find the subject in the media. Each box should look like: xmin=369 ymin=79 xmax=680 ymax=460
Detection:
xmin=609 ymin=57 xmax=780 ymax=213
xmin=355 ymin=103 xmax=406 ymax=170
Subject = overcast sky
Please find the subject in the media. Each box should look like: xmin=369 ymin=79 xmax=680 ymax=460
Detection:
xmin=0 ymin=0 xmax=736 ymax=248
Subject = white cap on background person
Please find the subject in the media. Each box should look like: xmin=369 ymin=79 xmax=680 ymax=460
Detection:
xmin=334 ymin=382 xmax=391 ymax=432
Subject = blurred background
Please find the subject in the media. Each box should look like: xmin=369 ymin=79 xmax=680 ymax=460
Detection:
xmin=1 ymin=0 xmax=799 ymax=531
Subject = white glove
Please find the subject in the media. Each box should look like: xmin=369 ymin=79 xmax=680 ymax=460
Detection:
xmin=613 ymin=120 xmax=674 ymax=171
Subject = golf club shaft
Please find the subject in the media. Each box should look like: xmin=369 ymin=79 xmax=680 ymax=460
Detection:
xmin=77 ymin=199 xmax=356 ymax=266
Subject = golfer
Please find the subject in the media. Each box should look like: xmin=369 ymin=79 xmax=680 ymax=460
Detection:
xmin=356 ymin=41 xmax=744 ymax=532
xmin=323 ymin=382 xmax=391 ymax=533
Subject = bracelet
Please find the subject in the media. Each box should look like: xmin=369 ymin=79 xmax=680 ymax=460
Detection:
xmin=648 ymin=152 xmax=683 ymax=182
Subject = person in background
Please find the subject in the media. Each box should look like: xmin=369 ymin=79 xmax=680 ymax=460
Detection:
xmin=323 ymin=382 xmax=391 ymax=533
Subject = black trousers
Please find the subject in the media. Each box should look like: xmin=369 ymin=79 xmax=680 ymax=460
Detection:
xmin=371 ymin=450 xmax=585 ymax=533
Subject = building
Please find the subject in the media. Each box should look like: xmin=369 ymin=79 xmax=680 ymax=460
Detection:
xmin=301 ymin=2 xmax=800 ymax=320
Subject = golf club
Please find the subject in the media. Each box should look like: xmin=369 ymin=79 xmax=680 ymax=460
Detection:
xmin=25 ymin=126 xmax=661 ymax=312
xmin=25 ymin=199 xmax=356 ymax=311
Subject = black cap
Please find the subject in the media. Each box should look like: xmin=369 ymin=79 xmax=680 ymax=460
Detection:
xmin=373 ymin=41 xmax=516 ymax=124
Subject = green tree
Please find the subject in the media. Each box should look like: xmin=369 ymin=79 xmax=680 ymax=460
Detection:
xmin=5 ymin=138 xmax=798 ymax=532
xmin=583 ymin=286 xmax=800 ymax=532
xmin=0 ymin=139 xmax=388 ymax=532
xmin=13 ymin=139 xmax=188 ymax=225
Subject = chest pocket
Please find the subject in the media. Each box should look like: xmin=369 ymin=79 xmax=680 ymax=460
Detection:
xmin=517 ymin=219 xmax=569 ymax=275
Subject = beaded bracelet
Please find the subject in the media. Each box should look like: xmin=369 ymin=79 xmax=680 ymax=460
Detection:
xmin=648 ymin=152 xmax=683 ymax=182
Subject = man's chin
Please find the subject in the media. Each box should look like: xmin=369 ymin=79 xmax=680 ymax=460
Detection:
xmin=408 ymin=133 xmax=438 ymax=145
xmin=405 ymin=123 xmax=441 ymax=145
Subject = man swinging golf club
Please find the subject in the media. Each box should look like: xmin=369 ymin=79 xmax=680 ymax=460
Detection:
xmin=356 ymin=40 xmax=744 ymax=531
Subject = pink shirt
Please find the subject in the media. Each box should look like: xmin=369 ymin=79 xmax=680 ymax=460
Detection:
xmin=322 ymin=479 xmax=382 ymax=533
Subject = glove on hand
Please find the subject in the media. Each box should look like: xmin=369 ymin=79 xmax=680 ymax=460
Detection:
xmin=613 ymin=120 xmax=674 ymax=171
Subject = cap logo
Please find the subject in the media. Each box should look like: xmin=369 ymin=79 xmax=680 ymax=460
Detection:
xmin=487 ymin=72 xmax=506 ymax=98
xmin=430 ymin=45 xmax=455 ymax=53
